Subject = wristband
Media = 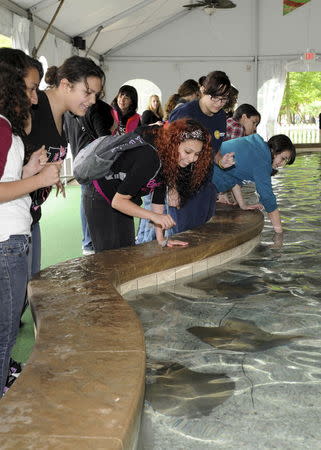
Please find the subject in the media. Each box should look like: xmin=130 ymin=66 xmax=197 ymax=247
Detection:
xmin=218 ymin=159 xmax=224 ymax=169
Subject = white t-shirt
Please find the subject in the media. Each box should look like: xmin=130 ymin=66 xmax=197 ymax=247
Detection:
xmin=0 ymin=115 xmax=32 ymax=242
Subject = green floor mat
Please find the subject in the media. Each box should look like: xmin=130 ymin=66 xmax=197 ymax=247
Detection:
xmin=12 ymin=185 xmax=141 ymax=363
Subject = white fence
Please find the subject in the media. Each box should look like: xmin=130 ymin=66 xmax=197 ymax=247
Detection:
xmin=274 ymin=124 xmax=320 ymax=144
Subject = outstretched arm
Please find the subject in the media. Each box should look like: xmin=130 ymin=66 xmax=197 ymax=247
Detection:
xmin=268 ymin=208 xmax=283 ymax=233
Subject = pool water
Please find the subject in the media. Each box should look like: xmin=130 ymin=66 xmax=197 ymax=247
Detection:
xmin=126 ymin=153 xmax=321 ymax=450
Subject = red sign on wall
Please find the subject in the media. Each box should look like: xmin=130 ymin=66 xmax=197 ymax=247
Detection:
xmin=283 ymin=0 xmax=311 ymax=16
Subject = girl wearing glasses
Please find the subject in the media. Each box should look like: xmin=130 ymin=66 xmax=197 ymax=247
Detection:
xmin=213 ymin=133 xmax=296 ymax=233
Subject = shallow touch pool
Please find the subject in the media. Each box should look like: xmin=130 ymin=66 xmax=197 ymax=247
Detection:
xmin=126 ymin=153 xmax=321 ymax=450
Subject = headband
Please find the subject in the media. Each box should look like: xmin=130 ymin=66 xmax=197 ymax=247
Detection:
xmin=180 ymin=129 xmax=207 ymax=142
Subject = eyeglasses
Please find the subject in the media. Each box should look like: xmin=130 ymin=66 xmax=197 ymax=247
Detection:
xmin=209 ymin=95 xmax=229 ymax=104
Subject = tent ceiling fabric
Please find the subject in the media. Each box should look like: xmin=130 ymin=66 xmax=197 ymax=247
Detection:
xmin=8 ymin=0 xmax=192 ymax=56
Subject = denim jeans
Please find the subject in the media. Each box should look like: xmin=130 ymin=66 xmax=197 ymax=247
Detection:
xmin=80 ymin=184 xmax=93 ymax=251
xmin=0 ymin=235 xmax=30 ymax=397
xmin=135 ymin=193 xmax=156 ymax=244
xmin=30 ymin=222 xmax=41 ymax=277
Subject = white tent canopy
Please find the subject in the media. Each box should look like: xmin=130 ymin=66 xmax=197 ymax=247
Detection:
xmin=1 ymin=0 xmax=321 ymax=137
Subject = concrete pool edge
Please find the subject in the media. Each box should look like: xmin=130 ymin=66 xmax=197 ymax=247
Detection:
xmin=0 ymin=207 xmax=263 ymax=449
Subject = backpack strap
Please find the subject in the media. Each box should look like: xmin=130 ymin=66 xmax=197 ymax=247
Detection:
xmin=92 ymin=180 xmax=111 ymax=204
xmin=111 ymin=109 xmax=120 ymax=135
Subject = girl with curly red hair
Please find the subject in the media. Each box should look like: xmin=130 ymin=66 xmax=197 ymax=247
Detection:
xmin=82 ymin=118 xmax=213 ymax=252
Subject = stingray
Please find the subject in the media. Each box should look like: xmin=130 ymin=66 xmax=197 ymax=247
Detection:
xmin=187 ymin=318 xmax=303 ymax=352
xmin=185 ymin=270 xmax=267 ymax=298
xmin=145 ymin=362 xmax=235 ymax=419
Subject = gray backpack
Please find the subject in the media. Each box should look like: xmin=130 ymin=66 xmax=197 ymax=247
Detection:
xmin=73 ymin=132 xmax=156 ymax=184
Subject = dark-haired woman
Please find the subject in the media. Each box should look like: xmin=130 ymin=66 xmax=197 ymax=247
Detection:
xmin=23 ymin=55 xmax=105 ymax=274
xmin=0 ymin=47 xmax=43 ymax=130
xmin=212 ymin=133 xmax=296 ymax=233
xmin=225 ymin=103 xmax=261 ymax=141
xmin=0 ymin=63 xmax=60 ymax=397
xmin=164 ymin=79 xmax=200 ymax=121
xmin=111 ymin=85 xmax=140 ymax=134
xmin=82 ymin=119 xmax=213 ymax=252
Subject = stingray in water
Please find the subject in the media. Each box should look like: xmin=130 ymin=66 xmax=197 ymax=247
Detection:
xmin=185 ymin=270 xmax=267 ymax=298
xmin=145 ymin=362 xmax=235 ymax=419
xmin=187 ymin=318 xmax=303 ymax=352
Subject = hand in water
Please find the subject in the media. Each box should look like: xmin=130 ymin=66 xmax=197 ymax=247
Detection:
xmin=270 ymin=232 xmax=284 ymax=249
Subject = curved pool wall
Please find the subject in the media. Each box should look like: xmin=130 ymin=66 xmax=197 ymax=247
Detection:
xmin=0 ymin=207 xmax=264 ymax=449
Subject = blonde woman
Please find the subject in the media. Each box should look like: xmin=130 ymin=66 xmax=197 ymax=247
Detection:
xmin=141 ymin=94 xmax=164 ymax=125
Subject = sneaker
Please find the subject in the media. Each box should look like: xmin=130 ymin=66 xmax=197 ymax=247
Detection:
xmin=82 ymin=249 xmax=95 ymax=256
xmin=9 ymin=358 xmax=22 ymax=378
xmin=3 ymin=374 xmax=16 ymax=395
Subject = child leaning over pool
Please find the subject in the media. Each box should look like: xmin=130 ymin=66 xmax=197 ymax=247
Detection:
xmin=212 ymin=133 xmax=296 ymax=233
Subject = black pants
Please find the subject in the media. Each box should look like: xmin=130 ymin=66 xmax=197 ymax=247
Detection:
xmin=83 ymin=184 xmax=135 ymax=253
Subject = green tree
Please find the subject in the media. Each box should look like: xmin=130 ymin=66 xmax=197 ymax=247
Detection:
xmin=279 ymin=72 xmax=321 ymax=124
xmin=0 ymin=34 xmax=12 ymax=47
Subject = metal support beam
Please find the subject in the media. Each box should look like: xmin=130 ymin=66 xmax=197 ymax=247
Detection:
xmin=32 ymin=0 xmax=65 ymax=58
xmin=80 ymin=0 xmax=154 ymax=38
xmin=0 ymin=0 xmax=101 ymax=60
xmin=85 ymin=26 xmax=104 ymax=57
xmin=104 ymin=10 xmax=190 ymax=57
xmin=253 ymin=0 xmax=259 ymax=108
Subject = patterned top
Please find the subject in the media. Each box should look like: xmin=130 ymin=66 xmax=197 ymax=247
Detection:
xmin=225 ymin=117 xmax=244 ymax=141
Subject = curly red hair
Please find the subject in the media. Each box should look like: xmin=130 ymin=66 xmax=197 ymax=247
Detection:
xmin=155 ymin=119 xmax=213 ymax=193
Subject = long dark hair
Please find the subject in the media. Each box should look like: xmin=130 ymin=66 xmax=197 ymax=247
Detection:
xmin=0 ymin=47 xmax=42 ymax=78
xmin=45 ymin=56 xmax=105 ymax=96
xmin=268 ymin=134 xmax=296 ymax=175
xmin=0 ymin=62 xmax=30 ymax=136
xmin=164 ymin=79 xmax=199 ymax=120
xmin=233 ymin=103 xmax=260 ymax=122
xmin=111 ymin=85 xmax=138 ymax=119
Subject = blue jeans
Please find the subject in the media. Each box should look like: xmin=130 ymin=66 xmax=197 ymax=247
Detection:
xmin=29 ymin=222 xmax=41 ymax=277
xmin=0 ymin=235 xmax=30 ymax=397
xmin=136 ymin=194 xmax=156 ymax=244
xmin=81 ymin=185 xmax=93 ymax=251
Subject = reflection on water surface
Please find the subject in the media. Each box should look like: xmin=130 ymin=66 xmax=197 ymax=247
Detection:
xmin=126 ymin=154 xmax=321 ymax=450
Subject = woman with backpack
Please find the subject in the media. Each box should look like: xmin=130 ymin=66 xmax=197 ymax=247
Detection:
xmin=79 ymin=119 xmax=214 ymax=252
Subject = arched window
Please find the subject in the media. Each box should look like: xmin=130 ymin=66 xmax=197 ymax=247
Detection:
xmin=123 ymin=79 xmax=162 ymax=115
xmin=38 ymin=55 xmax=48 ymax=90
